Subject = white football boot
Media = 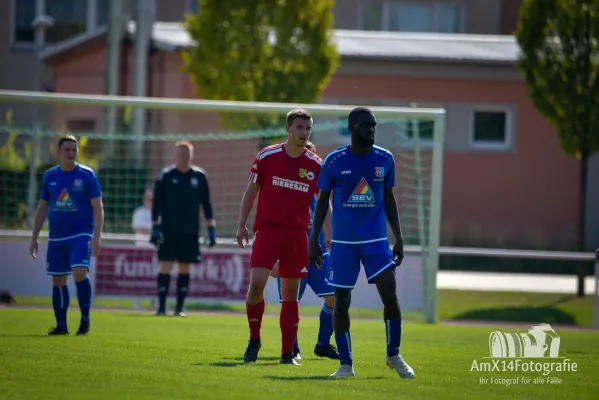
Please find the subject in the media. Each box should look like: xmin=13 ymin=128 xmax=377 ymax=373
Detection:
xmin=330 ymin=364 xmax=356 ymax=377
xmin=386 ymin=354 xmax=415 ymax=379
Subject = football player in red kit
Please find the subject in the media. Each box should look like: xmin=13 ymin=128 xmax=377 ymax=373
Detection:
xmin=236 ymin=109 xmax=322 ymax=366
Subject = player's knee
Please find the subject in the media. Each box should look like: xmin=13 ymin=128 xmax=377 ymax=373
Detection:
xmin=334 ymin=289 xmax=351 ymax=312
xmin=178 ymin=263 xmax=191 ymax=274
xmin=52 ymin=275 xmax=68 ymax=287
xmin=247 ymin=268 xmax=269 ymax=302
xmin=324 ymin=295 xmax=335 ymax=308
xmin=72 ymin=267 xmax=88 ymax=282
xmin=158 ymin=262 xmax=174 ymax=274
xmin=280 ymin=278 xmax=301 ymax=302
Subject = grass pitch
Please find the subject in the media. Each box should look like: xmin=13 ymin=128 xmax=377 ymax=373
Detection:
xmin=0 ymin=308 xmax=597 ymax=400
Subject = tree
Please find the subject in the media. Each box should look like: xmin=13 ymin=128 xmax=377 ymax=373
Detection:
xmin=182 ymin=0 xmax=340 ymax=147
xmin=516 ymin=0 xmax=599 ymax=296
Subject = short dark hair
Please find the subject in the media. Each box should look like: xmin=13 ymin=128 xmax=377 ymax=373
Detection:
xmin=286 ymin=108 xmax=312 ymax=126
xmin=57 ymin=134 xmax=78 ymax=148
xmin=348 ymin=107 xmax=373 ymax=130
xmin=304 ymin=140 xmax=316 ymax=153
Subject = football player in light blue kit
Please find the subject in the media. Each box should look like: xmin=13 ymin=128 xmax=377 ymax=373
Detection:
xmin=29 ymin=135 xmax=104 ymax=336
xmin=273 ymin=141 xmax=338 ymax=360
xmin=309 ymin=107 xmax=415 ymax=378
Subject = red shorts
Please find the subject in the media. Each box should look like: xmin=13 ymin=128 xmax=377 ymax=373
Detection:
xmin=250 ymin=226 xmax=309 ymax=278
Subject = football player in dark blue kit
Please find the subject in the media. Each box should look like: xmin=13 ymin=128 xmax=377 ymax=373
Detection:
xmin=29 ymin=135 xmax=104 ymax=336
xmin=309 ymin=107 xmax=415 ymax=378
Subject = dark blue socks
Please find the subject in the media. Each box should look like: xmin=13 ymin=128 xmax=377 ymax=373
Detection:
xmin=52 ymin=285 xmax=70 ymax=330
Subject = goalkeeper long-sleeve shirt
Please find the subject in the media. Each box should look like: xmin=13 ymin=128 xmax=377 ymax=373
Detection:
xmin=151 ymin=165 xmax=214 ymax=235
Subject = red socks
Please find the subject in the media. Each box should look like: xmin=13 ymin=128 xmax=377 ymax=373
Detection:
xmin=246 ymin=299 xmax=265 ymax=340
xmin=280 ymin=301 xmax=299 ymax=355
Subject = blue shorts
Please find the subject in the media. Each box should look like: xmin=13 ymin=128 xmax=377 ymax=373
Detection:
xmin=46 ymin=234 xmax=92 ymax=275
xmin=326 ymin=240 xmax=395 ymax=289
xmin=277 ymin=252 xmax=333 ymax=301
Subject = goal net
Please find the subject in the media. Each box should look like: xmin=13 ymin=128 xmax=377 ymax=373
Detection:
xmin=0 ymin=90 xmax=444 ymax=323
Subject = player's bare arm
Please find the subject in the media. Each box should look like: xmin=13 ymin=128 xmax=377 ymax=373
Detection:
xmin=383 ymin=188 xmax=404 ymax=266
xmin=309 ymin=190 xmax=331 ymax=268
xmin=90 ymin=197 xmax=104 ymax=257
xmin=322 ymin=199 xmax=333 ymax=250
xmin=236 ymin=182 xmax=260 ymax=248
xmin=29 ymin=200 xmax=49 ymax=259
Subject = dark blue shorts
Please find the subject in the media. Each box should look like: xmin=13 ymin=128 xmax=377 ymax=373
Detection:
xmin=46 ymin=234 xmax=92 ymax=275
xmin=326 ymin=240 xmax=395 ymax=289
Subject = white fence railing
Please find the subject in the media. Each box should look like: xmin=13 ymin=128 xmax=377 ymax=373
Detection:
xmin=0 ymin=230 xmax=597 ymax=329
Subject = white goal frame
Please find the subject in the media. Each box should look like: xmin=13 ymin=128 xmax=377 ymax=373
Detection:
xmin=0 ymin=89 xmax=446 ymax=324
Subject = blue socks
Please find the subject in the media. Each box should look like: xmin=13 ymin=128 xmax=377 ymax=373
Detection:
xmin=385 ymin=318 xmax=402 ymax=357
xmin=76 ymin=278 xmax=92 ymax=323
xmin=318 ymin=304 xmax=334 ymax=346
xmin=52 ymin=285 xmax=70 ymax=331
xmin=332 ymin=319 xmax=401 ymax=366
xmin=335 ymin=332 xmax=353 ymax=366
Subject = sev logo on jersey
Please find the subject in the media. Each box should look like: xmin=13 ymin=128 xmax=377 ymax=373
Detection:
xmin=344 ymin=178 xmax=376 ymax=208
xmin=55 ymin=189 xmax=77 ymax=210
xmin=272 ymin=176 xmax=310 ymax=192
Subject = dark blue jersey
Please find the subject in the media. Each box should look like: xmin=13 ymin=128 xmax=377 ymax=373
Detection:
xmin=40 ymin=164 xmax=102 ymax=239
xmin=317 ymin=145 xmax=395 ymax=244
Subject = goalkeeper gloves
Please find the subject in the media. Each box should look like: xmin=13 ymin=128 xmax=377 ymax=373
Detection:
xmin=207 ymin=226 xmax=216 ymax=248
xmin=150 ymin=226 xmax=163 ymax=247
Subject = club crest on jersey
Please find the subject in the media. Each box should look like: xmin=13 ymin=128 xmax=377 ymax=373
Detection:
xmin=348 ymin=178 xmax=375 ymax=204
xmin=299 ymin=168 xmax=307 ymax=178
xmin=73 ymin=179 xmax=83 ymax=189
xmin=375 ymin=167 xmax=384 ymax=177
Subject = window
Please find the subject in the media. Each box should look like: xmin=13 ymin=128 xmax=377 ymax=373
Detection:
xmin=67 ymin=119 xmax=96 ymax=132
xmin=13 ymin=0 xmax=36 ymax=45
xmin=187 ymin=0 xmax=199 ymax=14
xmin=11 ymin=0 xmax=103 ymax=47
xmin=360 ymin=2 xmax=464 ymax=33
xmin=45 ymin=0 xmax=88 ymax=43
xmin=471 ymin=108 xmax=511 ymax=149
xmin=406 ymin=119 xmax=434 ymax=141
xmin=362 ymin=4 xmax=383 ymax=31
xmin=97 ymin=0 xmax=108 ymax=27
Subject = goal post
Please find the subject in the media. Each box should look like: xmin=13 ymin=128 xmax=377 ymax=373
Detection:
xmin=0 ymin=89 xmax=445 ymax=323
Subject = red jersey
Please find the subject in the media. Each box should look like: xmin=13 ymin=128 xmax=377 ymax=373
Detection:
xmin=248 ymin=143 xmax=322 ymax=232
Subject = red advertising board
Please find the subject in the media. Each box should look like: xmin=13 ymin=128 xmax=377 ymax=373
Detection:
xmin=95 ymin=245 xmax=250 ymax=300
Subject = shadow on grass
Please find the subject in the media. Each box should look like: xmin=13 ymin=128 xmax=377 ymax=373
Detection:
xmin=0 ymin=333 xmax=52 ymax=338
xmin=265 ymin=375 xmax=385 ymax=381
xmin=208 ymin=361 xmax=280 ymax=367
xmin=185 ymin=303 xmax=240 ymax=312
xmin=452 ymin=296 xmax=577 ymax=325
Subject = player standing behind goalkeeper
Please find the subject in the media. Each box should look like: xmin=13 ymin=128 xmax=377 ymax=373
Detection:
xmin=150 ymin=141 xmax=216 ymax=317
xmin=236 ymin=109 xmax=322 ymax=366
xmin=29 ymin=135 xmax=104 ymax=336
xmin=309 ymin=107 xmax=415 ymax=379
xmin=271 ymin=141 xmax=338 ymax=360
